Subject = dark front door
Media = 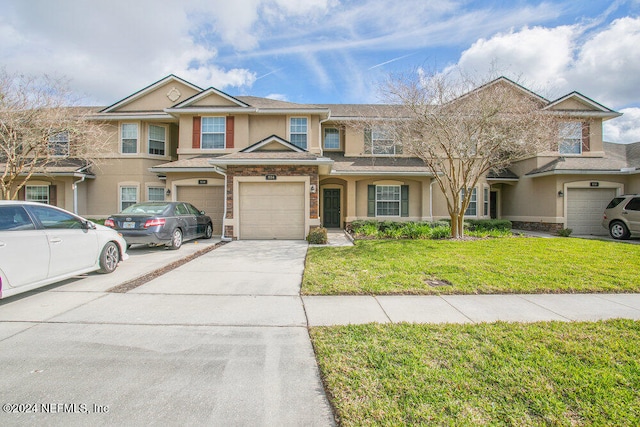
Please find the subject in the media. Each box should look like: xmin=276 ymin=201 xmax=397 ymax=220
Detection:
xmin=323 ymin=189 xmax=341 ymax=228
xmin=490 ymin=191 xmax=498 ymax=219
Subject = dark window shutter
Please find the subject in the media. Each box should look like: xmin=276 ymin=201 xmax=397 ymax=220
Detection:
xmin=401 ymin=185 xmax=409 ymax=217
xmin=367 ymin=185 xmax=375 ymax=217
xmin=364 ymin=128 xmax=372 ymax=154
xmin=49 ymin=185 xmax=57 ymax=206
xmin=582 ymin=121 xmax=590 ymax=152
xmin=18 ymin=186 xmax=25 ymax=201
xmin=192 ymin=117 xmax=201 ymax=149
xmin=226 ymin=116 xmax=234 ymax=149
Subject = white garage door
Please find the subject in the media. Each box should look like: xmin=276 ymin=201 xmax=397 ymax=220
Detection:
xmin=239 ymin=182 xmax=305 ymax=240
xmin=177 ymin=186 xmax=224 ymax=235
xmin=567 ymin=188 xmax=616 ymax=235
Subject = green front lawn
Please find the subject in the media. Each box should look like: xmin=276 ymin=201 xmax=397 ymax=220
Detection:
xmin=311 ymin=320 xmax=640 ymax=426
xmin=302 ymin=237 xmax=640 ymax=295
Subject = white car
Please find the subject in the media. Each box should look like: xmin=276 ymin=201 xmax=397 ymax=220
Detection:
xmin=0 ymin=201 xmax=128 ymax=299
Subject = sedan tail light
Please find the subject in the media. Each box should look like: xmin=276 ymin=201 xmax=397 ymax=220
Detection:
xmin=104 ymin=219 xmax=115 ymax=228
xmin=143 ymin=218 xmax=166 ymax=228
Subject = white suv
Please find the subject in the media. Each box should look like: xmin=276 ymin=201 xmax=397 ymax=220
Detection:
xmin=602 ymin=195 xmax=640 ymax=240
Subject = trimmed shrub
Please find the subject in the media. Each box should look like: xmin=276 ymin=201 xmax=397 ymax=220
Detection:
xmin=307 ymin=227 xmax=328 ymax=244
xmin=557 ymin=228 xmax=573 ymax=237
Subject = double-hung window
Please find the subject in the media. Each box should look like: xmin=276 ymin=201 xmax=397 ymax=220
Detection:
xmin=461 ymin=188 xmax=477 ymax=216
xmin=290 ymin=117 xmax=308 ymax=149
xmin=121 ymin=123 xmax=138 ymax=154
xmin=483 ymin=187 xmax=490 ymax=217
xmin=26 ymin=185 xmax=49 ymax=204
xmin=148 ymin=187 xmax=165 ymax=201
xmin=120 ymin=186 xmax=138 ymax=211
xmin=367 ymin=127 xmax=402 ymax=155
xmin=148 ymin=125 xmax=166 ymax=156
xmin=49 ymin=131 xmax=69 ymax=156
xmin=558 ymin=121 xmax=582 ymax=154
xmin=201 ymin=117 xmax=226 ymax=149
xmin=323 ymin=127 xmax=339 ymax=150
xmin=376 ymin=185 xmax=401 ymax=216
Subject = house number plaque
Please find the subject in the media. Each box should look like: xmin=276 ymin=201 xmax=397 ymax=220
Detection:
xmin=265 ymin=174 xmax=277 ymax=180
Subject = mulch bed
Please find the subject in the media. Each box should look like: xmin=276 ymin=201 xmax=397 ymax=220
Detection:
xmin=107 ymin=241 xmax=227 ymax=293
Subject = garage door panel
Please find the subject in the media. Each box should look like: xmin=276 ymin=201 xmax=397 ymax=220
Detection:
xmin=239 ymin=182 xmax=305 ymax=240
xmin=567 ymin=188 xmax=616 ymax=236
xmin=177 ymin=186 xmax=224 ymax=235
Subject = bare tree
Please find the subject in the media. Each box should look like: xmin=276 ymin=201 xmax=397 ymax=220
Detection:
xmin=0 ymin=70 xmax=106 ymax=200
xmin=377 ymin=68 xmax=556 ymax=238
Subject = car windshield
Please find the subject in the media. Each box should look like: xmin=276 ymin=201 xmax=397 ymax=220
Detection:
xmin=121 ymin=203 xmax=171 ymax=215
xmin=606 ymin=197 xmax=626 ymax=209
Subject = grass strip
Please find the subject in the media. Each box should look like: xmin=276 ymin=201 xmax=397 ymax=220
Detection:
xmin=311 ymin=320 xmax=640 ymax=426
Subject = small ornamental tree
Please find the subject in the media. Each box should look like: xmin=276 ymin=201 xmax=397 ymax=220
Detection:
xmin=0 ymin=70 xmax=106 ymax=200
xmin=377 ymin=69 xmax=556 ymax=238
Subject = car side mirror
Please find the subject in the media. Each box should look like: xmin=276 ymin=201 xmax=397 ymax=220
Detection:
xmin=82 ymin=220 xmax=97 ymax=230
xmin=200 ymin=211 xmax=206 ymax=215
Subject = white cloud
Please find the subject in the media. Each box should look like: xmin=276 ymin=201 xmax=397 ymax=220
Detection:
xmin=456 ymin=25 xmax=577 ymax=92
xmin=604 ymin=108 xmax=640 ymax=143
xmin=265 ymin=93 xmax=289 ymax=101
xmin=0 ymin=0 xmax=258 ymax=104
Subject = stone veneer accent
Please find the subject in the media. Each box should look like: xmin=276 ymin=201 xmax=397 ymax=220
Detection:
xmin=223 ymin=165 xmax=319 ymax=239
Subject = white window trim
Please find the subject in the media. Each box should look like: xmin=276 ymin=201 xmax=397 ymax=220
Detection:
xmin=119 ymin=184 xmax=139 ymax=211
xmin=375 ymin=185 xmax=401 ymax=217
xmin=49 ymin=131 xmax=70 ymax=157
xmin=147 ymin=124 xmax=167 ymax=156
xmin=558 ymin=121 xmax=583 ymax=155
xmin=323 ymin=127 xmax=340 ymax=150
xmin=147 ymin=186 xmax=166 ymax=202
xmin=289 ymin=116 xmax=308 ymax=150
xmin=371 ymin=127 xmax=397 ymax=156
xmin=483 ymin=185 xmax=490 ymax=218
xmin=25 ymin=185 xmax=50 ymax=204
xmin=120 ymin=122 xmax=140 ymax=155
xmin=201 ymin=116 xmax=226 ymax=150
xmin=461 ymin=187 xmax=478 ymax=217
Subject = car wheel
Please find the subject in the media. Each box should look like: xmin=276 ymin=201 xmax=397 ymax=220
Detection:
xmin=169 ymin=228 xmax=183 ymax=250
xmin=204 ymin=223 xmax=213 ymax=239
xmin=609 ymin=221 xmax=630 ymax=240
xmin=97 ymin=242 xmax=120 ymax=273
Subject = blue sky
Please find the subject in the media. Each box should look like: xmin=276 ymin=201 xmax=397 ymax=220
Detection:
xmin=1 ymin=0 xmax=639 ymax=142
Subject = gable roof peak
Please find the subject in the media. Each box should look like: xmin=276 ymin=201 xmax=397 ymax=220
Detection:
xmin=100 ymin=74 xmax=202 ymax=113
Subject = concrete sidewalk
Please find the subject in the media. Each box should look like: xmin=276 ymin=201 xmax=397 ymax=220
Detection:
xmin=303 ymin=293 xmax=640 ymax=326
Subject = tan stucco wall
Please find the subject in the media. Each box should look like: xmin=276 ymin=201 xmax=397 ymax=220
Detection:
xmin=192 ymin=93 xmax=241 ymax=107
xmin=116 ymin=81 xmax=200 ymax=112
xmin=83 ymin=158 xmax=169 ymax=216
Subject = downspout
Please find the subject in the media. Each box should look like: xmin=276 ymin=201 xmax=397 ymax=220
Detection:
xmin=212 ymin=166 xmax=232 ymax=242
xmin=72 ymin=175 xmax=86 ymax=214
xmin=429 ymin=178 xmax=435 ymax=220
xmin=319 ymin=110 xmax=331 ymax=156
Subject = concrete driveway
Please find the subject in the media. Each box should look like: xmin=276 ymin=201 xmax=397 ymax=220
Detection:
xmin=0 ymin=241 xmax=334 ymax=426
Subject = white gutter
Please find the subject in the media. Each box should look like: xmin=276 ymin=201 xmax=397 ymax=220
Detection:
xmin=72 ymin=175 xmax=86 ymax=214
xmin=209 ymin=158 xmax=334 ymax=166
xmin=319 ymin=113 xmax=332 ymax=157
xmin=211 ymin=166 xmax=232 ymax=242
xmin=330 ymin=170 xmax=433 ymax=176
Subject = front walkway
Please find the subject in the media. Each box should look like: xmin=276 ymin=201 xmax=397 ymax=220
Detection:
xmin=302 ymin=293 xmax=640 ymax=326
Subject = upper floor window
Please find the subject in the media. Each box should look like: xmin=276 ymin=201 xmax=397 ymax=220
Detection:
xmin=121 ymin=123 xmax=138 ymax=154
xmin=366 ymin=127 xmax=403 ymax=156
xmin=49 ymin=131 xmax=69 ymax=156
xmin=290 ymin=117 xmax=308 ymax=149
xmin=148 ymin=125 xmax=166 ymax=156
xmin=558 ymin=122 xmax=582 ymax=155
xmin=324 ymin=128 xmax=340 ymax=150
xmin=201 ymin=117 xmax=225 ymax=149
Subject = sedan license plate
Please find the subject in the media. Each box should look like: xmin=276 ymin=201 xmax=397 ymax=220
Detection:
xmin=123 ymin=221 xmax=136 ymax=229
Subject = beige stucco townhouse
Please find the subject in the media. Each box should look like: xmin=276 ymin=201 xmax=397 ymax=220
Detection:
xmin=9 ymin=74 xmax=640 ymax=239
